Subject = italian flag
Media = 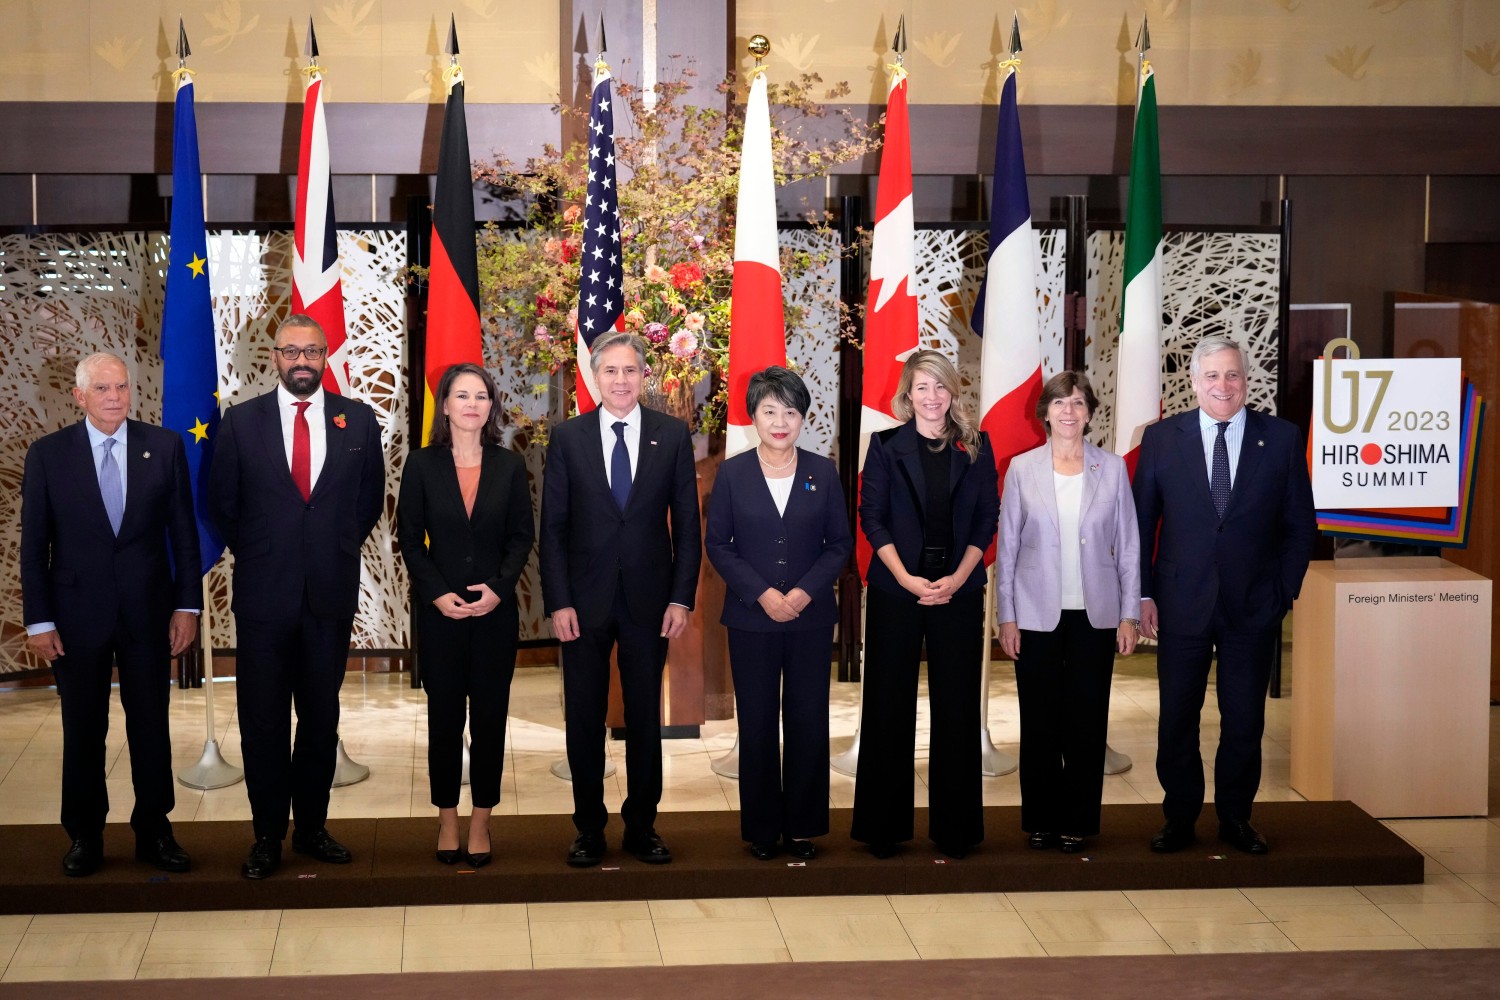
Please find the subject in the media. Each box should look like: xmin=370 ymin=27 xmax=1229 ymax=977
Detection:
xmin=1114 ymin=61 xmax=1163 ymax=474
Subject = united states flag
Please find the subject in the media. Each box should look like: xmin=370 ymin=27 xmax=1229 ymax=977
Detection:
xmin=573 ymin=60 xmax=623 ymax=414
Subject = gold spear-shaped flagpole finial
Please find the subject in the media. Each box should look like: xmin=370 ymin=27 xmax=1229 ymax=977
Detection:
xmin=177 ymin=18 xmax=190 ymax=66
xmin=1136 ymin=12 xmax=1151 ymax=56
xmin=445 ymin=13 xmax=459 ymax=63
xmin=1010 ymin=11 xmax=1022 ymax=57
xmin=304 ymin=16 xmax=323 ymax=77
xmin=894 ymin=13 xmax=907 ymax=65
xmin=597 ymin=15 xmax=608 ymax=62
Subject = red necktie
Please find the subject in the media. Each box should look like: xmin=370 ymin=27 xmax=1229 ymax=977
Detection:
xmin=292 ymin=401 xmax=312 ymax=502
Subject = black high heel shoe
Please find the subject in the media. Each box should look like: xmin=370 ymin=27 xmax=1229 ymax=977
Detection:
xmin=436 ymin=825 xmax=461 ymax=865
xmin=464 ymin=828 xmax=493 ymax=869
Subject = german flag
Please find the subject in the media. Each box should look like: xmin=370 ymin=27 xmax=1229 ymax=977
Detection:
xmin=422 ymin=18 xmax=482 ymax=444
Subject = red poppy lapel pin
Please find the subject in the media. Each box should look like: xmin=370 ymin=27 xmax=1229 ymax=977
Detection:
xmin=333 ymin=413 xmax=347 ymax=429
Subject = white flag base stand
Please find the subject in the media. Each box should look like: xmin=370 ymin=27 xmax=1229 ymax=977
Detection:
xmin=550 ymin=757 xmax=617 ymax=781
xmin=711 ymin=733 xmax=740 ymax=780
xmin=332 ymin=738 xmax=370 ymax=786
xmin=177 ymin=738 xmax=243 ymax=790
xmin=461 ymin=737 xmax=470 ymax=786
xmin=980 ymin=730 xmax=1019 ymax=777
xmin=980 ymin=566 xmax=1018 ymax=777
xmin=1104 ymin=744 xmax=1134 ymax=775
xmin=830 ymin=589 xmax=867 ymax=778
xmin=829 ymin=727 xmax=860 ymax=778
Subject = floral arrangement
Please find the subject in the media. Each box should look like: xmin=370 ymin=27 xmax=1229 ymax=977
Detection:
xmin=471 ymin=63 xmax=880 ymax=436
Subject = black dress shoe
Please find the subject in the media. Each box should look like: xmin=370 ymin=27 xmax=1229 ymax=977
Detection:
xmin=749 ymin=841 xmax=780 ymax=861
xmin=1028 ymin=831 xmax=1058 ymax=851
xmin=622 ymin=829 xmax=673 ymax=865
xmin=567 ymin=833 xmax=606 ymax=868
xmin=292 ymin=827 xmax=352 ymax=864
xmin=62 ymin=837 xmax=103 ymax=878
xmin=935 ymin=841 xmax=972 ymax=860
xmin=869 ymin=842 xmax=901 ymax=859
xmin=241 ymin=836 xmax=282 ymax=880
xmin=1150 ymin=822 xmax=1197 ymax=853
xmin=785 ymin=839 xmax=817 ymax=861
xmin=1218 ymin=819 xmax=1269 ymax=855
xmin=136 ymin=833 xmax=191 ymax=872
xmin=1058 ymin=835 xmax=1087 ymax=855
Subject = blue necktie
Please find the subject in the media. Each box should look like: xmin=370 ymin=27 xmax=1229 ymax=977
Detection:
xmin=1210 ymin=421 xmax=1231 ymax=519
xmin=610 ymin=420 xmax=632 ymax=511
xmin=100 ymin=437 xmax=124 ymax=535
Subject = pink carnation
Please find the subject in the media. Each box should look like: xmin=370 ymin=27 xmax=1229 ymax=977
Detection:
xmin=684 ymin=312 xmax=705 ymax=332
xmin=669 ymin=330 xmax=699 ymax=358
xmin=644 ymin=264 xmax=670 ymax=284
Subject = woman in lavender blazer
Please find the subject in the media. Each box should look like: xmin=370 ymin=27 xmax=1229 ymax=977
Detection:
xmin=995 ymin=371 xmax=1141 ymax=855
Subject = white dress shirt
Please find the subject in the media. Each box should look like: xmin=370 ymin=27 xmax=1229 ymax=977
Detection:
xmin=277 ymin=383 xmax=328 ymax=490
xmin=765 ymin=473 xmax=794 ymax=516
xmin=1199 ymin=406 xmax=1247 ymax=488
xmin=1054 ymin=470 xmax=1086 ymax=611
xmin=599 ymin=403 xmax=641 ymax=487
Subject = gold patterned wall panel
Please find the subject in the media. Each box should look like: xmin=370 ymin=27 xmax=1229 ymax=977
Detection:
xmin=736 ymin=0 xmax=1500 ymax=106
xmin=0 ymin=0 xmax=560 ymax=104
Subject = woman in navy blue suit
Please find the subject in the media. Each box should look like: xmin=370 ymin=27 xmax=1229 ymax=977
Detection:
xmin=853 ymin=350 xmax=999 ymax=859
xmin=705 ymin=367 xmax=851 ymax=861
xmin=398 ymin=363 xmax=534 ymax=868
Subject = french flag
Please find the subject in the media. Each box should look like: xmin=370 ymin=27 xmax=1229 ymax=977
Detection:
xmin=973 ymin=61 xmax=1046 ymax=521
xmin=725 ymin=69 xmax=787 ymax=458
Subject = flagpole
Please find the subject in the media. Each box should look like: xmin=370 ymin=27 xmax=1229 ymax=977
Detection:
xmin=177 ymin=574 xmax=244 ymax=789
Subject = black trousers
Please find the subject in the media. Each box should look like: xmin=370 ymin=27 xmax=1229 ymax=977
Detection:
xmin=1015 ymin=610 xmax=1116 ymax=837
xmin=562 ymin=585 xmax=667 ymax=836
xmin=234 ymin=605 xmax=353 ymax=841
xmin=419 ymin=602 xmax=519 ymax=809
xmin=727 ymin=625 xmax=832 ymax=845
xmin=852 ymin=586 xmax=984 ymax=850
xmin=52 ymin=620 xmax=175 ymax=841
xmin=1155 ymin=604 xmax=1279 ymax=826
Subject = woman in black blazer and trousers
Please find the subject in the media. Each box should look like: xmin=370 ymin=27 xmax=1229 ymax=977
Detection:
xmin=398 ymin=363 xmax=534 ymax=867
xmin=705 ymin=367 xmax=851 ymax=861
xmin=853 ymin=350 xmax=999 ymax=860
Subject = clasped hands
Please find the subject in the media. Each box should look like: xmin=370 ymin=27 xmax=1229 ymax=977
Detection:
xmin=432 ymin=583 xmax=502 ymax=620
xmin=899 ymin=571 xmax=963 ymax=606
xmin=757 ymin=586 xmax=812 ymax=623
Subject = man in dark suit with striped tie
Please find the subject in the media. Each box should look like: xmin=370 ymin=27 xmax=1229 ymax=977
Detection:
xmin=539 ymin=332 xmax=702 ymax=868
xmin=21 ymin=352 xmax=201 ymax=876
xmin=208 ymin=315 xmax=385 ymax=879
xmin=1133 ymin=335 xmax=1317 ymax=856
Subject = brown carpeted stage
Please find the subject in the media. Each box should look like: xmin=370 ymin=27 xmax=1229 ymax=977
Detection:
xmin=0 ymin=949 xmax=1493 ymax=1000
xmin=0 ymin=802 xmax=1421 ymax=916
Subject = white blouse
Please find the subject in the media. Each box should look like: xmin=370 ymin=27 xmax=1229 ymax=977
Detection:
xmin=1054 ymin=470 xmax=1085 ymax=610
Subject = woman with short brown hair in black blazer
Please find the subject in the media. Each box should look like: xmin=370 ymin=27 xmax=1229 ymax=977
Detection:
xmin=398 ymin=363 xmax=534 ymax=867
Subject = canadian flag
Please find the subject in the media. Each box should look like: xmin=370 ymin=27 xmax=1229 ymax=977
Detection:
xmin=292 ymin=68 xmax=352 ymax=396
xmin=856 ymin=66 xmax=919 ymax=578
xmin=725 ymin=70 xmax=787 ymax=459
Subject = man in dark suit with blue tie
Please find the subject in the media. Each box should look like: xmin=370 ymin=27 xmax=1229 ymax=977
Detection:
xmin=208 ymin=315 xmax=386 ymax=879
xmin=1134 ymin=335 xmax=1317 ymax=855
xmin=540 ymin=332 xmax=702 ymax=867
xmin=21 ymin=352 xmax=201 ymax=876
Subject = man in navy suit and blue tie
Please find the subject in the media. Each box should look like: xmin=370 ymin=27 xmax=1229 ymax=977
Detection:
xmin=209 ymin=315 xmax=385 ymax=879
xmin=21 ymin=352 xmax=201 ymax=877
xmin=540 ymin=331 xmax=702 ymax=867
xmin=1134 ymin=335 xmax=1317 ymax=855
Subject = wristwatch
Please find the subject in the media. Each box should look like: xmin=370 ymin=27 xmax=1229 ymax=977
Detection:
xmin=1119 ymin=618 xmax=1141 ymax=629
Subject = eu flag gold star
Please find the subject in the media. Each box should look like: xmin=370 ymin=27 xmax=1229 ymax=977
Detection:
xmin=186 ymin=252 xmax=207 ymax=277
xmin=189 ymin=417 xmax=210 ymax=442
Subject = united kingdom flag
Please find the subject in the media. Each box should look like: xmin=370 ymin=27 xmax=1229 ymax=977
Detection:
xmin=292 ymin=45 xmax=352 ymax=396
xmin=573 ymin=58 xmax=623 ymax=414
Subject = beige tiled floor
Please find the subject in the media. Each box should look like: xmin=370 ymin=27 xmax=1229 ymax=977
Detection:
xmin=1 ymin=655 xmax=1498 ymax=981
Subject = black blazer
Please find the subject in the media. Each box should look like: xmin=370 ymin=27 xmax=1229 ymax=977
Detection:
xmin=20 ymin=419 xmax=201 ymax=647
xmin=207 ymin=389 xmax=385 ymax=621
xmin=859 ymin=422 xmax=1000 ymax=599
xmin=539 ymin=406 xmax=702 ymax=625
xmin=705 ymin=449 xmax=852 ymax=632
xmin=1133 ymin=407 xmax=1317 ymax=636
xmin=397 ymin=443 xmax=534 ymax=606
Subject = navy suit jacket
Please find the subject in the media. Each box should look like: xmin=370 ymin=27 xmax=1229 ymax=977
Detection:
xmin=538 ymin=406 xmax=702 ymax=625
xmin=207 ymin=389 xmax=385 ymax=621
xmin=1133 ymin=407 xmax=1317 ymax=636
xmin=704 ymin=449 xmax=852 ymax=632
xmin=397 ymin=443 xmax=534 ymax=606
xmin=859 ymin=423 xmax=1000 ymax=599
xmin=20 ymin=419 xmax=201 ymax=647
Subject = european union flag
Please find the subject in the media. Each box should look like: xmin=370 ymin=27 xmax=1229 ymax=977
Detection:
xmin=160 ymin=75 xmax=225 ymax=575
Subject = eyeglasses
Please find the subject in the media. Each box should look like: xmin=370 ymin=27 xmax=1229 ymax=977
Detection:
xmin=274 ymin=346 xmax=327 ymax=361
